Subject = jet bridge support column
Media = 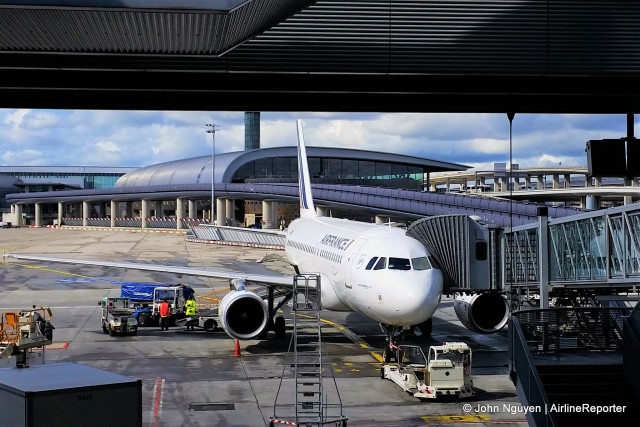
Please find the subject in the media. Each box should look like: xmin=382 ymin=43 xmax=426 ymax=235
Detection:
xmin=141 ymin=199 xmax=149 ymax=229
xmin=82 ymin=201 xmax=90 ymax=227
xmin=57 ymin=202 xmax=63 ymax=227
xmin=110 ymin=200 xmax=117 ymax=228
xmin=226 ymin=199 xmax=235 ymax=225
xmin=176 ymin=198 xmax=185 ymax=229
xmin=34 ymin=202 xmax=42 ymax=227
xmin=538 ymin=207 xmax=550 ymax=309
xmin=188 ymin=200 xmax=196 ymax=219
xmin=14 ymin=204 xmax=23 ymax=226
xmin=216 ymin=198 xmax=226 ymax=226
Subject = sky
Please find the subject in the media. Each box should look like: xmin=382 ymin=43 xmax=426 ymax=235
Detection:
xmin=0 ymin=109 xmax=635 ymax=172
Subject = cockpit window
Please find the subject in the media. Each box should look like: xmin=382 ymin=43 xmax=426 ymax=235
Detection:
xmin=373 ymin=257 xmax=387 ymax=270
xmin=388 ymin=257 xmax=411 ymax=271
xmin=411 ymin=256 xmax=431 ymax=271
xmin=365 ymin=257 xmax=378 ymax=270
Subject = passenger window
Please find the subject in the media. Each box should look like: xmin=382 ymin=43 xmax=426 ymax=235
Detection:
xmin=388 ymin=257 xmax=411 ymax=271
xmin=365 ymin=257 xmax=378 ymax=270
xmin=373 ymin=257 xmax=387 ymax=270
xmin=411 ymin=257 xmax=431 ymax=271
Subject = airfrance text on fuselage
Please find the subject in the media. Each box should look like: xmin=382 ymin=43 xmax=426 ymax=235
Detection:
xmin=319 ymin=234 xmax=352 ymax=251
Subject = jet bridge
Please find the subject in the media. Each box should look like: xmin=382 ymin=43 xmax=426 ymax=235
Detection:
xmin=407 ymin=205 xmax=640 ymax=331
xmin=505 ymin=203 xmax=640 ymax=310
xmin=407 ymin=215 xmax=509 ymax=333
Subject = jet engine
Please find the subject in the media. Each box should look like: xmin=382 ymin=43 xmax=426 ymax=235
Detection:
xmin=453 ymin=292 xmax=508 ymax=334
xmin=219 ymin=290 xmax=269 ymax=340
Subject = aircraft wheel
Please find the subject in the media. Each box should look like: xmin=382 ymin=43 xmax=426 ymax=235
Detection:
xmin=204 ymin=319 xmax=218 ymax=332
xmin=419 ymin=318 xmax=433 ymax=338
xmin=382 ymin=345 xmax=393 ymax=363
xmin=274 ymin=316 xmax=286 ymax=339
xmin=108 ymin=326 xmax=115 ymax=337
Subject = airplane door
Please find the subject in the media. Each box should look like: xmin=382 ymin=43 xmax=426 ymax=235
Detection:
xmin=347 ymin=239 xmax=368 ymax=289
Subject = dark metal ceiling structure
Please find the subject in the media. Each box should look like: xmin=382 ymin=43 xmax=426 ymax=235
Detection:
xmin=1 ymin=0 xmax=640 ymax=113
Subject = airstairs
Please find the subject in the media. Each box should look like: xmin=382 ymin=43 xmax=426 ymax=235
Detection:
xmin=270 ymin=274 xmax=347 ymax=427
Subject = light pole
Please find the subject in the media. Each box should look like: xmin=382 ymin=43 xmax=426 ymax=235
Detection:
xmin=206 ymin=123 xmax=217 ymax=224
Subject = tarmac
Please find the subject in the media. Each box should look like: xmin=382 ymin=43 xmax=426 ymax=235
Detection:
xmin=0 ymin=227 xmax=528 ymax=426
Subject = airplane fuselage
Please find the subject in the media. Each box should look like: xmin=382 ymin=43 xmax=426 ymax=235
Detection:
xmin=285 ymin=216 xmax=443 ymax=326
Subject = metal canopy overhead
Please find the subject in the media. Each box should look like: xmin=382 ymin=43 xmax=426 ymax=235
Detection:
xmin=1 ymin=0 xmax=640 ymax=113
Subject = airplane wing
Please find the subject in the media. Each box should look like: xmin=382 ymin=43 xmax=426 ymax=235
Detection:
xmin=3 ymin=254 xmax=294 ymax=287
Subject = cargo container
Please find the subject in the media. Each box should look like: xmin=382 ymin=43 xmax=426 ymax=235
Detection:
xmin=0 ymin=362 xmax=142 ymax=427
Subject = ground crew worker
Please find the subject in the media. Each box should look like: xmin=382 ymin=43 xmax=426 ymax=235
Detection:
xmin=184 ymin=295 xmax=197 ymax=331
xmin=159 ymin=299 xmax=171 ymax=331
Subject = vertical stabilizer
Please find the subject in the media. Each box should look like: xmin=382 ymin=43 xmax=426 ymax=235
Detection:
xmin=297 ymin=119 xmax=316 ymax=217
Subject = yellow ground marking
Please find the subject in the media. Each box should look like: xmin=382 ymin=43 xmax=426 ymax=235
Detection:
xmin=421 ymin=415 xmax=490 ymax=423
xmin=10 ymin=263 xmax=97 ymax=280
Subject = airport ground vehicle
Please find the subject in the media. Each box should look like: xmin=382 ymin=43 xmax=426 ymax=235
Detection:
xmin=0 ymin=306 xmax=54 ymax=367
xmin=99 ymin=297 xmax=138 ymax=336
xmin=176 ymin=291 xmax=221 ymax=332
xmin=380 ymin=342 xmax=473 ymax=400
xmin=121 ymin=283 xmax=194 ymax=327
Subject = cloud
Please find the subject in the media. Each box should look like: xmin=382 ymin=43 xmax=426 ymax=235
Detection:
xmin=0 ymin=109 xmax=636 ymax=172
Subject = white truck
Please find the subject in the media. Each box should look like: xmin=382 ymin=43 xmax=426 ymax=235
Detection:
xmin=99 ymin=297 xmax=138 ymax=336
xmin=380 ymin=342 xmax=473 ymax=400
xmin=122 ymin=283 xmax=194 ymax=327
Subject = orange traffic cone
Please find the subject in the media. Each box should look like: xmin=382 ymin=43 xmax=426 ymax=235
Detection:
xmin=233 ymin=339 xmax=242 ymax=357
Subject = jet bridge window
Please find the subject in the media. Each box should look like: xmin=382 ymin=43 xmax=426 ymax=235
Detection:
xmin=411 ymin=256 xmax=431 ymax=270
xmin=388 ymin=257 xmax=411 ymax=271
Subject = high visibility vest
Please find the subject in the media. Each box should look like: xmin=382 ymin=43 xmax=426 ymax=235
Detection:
xmin=185 ymin=299 xmax=196 ymax=316
xmin=159 ymin=302 xmax=171 ymax=317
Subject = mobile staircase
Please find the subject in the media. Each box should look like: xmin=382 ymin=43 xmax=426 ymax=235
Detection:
xmin=270 ymin=274 xmax=347 ymax=427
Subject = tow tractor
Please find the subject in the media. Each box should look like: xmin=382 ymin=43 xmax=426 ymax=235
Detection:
xmin=0 ymin=306 xmax=54 ymax=368
xmin=380 ymin=342 xmax=473 ymax=400
xmin=99 ymin=297 xmax=138 ymax=336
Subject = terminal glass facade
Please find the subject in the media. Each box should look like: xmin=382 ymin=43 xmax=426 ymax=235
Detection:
xmin=232 ymin=157 xmax=425 ymax=189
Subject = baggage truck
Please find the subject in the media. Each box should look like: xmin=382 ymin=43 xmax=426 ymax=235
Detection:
xmin=121 ymin=282 xmax=195 ymax=327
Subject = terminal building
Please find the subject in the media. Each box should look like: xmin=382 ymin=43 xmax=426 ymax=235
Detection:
xmin=1 ymin=146 xmax=468 ymax=228
xmin=0 ymin=166 xmax=135 ymax=223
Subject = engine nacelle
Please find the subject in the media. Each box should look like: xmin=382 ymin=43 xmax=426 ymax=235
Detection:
xmin=454 ymin=292 xmax=508 ymax=334
xmin=219 ymin=290 xmax=269 ymax=340
xmin=319 ymin=274 xmax=350 ymax=311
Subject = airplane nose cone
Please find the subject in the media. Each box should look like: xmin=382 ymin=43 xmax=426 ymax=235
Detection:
xmin=398 ymin=269 xmax=443 ymax=324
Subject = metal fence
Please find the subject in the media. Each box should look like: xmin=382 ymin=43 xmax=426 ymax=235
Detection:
xmin=189 ymin=225 xmax=286 ymax=249
xmin=513 ymin=307 xmax=632 ymax=354
xmin=509 ymin=316 xmax=557 ymax=427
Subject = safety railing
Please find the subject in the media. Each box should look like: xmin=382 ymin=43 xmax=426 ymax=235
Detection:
xmin=189 ymin=225 xmax=286 ymax=249
xmin=509 ymin=316 xmax=557 ymax=427
xmin=623 ymin=305 xmax=640 ymax=397
xmin=513 ymin=307 xmax=631 ymax=354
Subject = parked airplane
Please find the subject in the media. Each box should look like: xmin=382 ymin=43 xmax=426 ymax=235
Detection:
xmin=6 ymin=120 xmax=452 ymax=361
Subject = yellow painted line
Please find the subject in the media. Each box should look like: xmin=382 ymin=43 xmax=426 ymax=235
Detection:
xmin=421 ymin=415 xmax=490 ymax=423
xmin=371 ymin=352 xmax=383 ymax=362
xmin=11 ymin=263 xmax=97 ymax=279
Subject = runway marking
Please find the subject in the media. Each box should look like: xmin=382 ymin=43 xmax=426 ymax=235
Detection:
xmin=150 ymin=377 xmax=165 ymax=427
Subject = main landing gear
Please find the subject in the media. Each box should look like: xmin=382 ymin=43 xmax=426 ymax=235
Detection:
xmin=380 ymin=318 xmax=433 ymax=363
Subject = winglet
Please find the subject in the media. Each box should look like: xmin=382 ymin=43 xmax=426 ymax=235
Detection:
xmin=297 ymin=119 xmax=316 ymax=217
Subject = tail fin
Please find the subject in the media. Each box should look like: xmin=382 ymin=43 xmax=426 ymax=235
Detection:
xmin=296 ymin=119 xmax=316 ymax=218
